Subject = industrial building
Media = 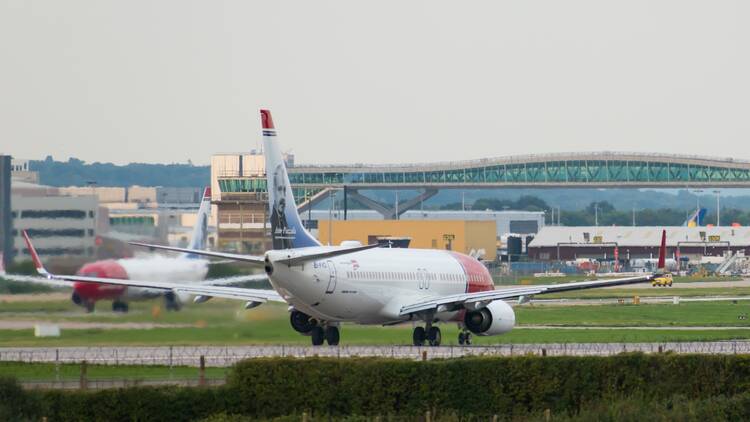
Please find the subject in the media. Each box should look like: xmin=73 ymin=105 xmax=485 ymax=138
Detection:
xmin=528 ymin=226 xmax=750 ymax=261
xmin=300 ymin=209 xmax=542 ymax=238
xmin=58 ymin=186 xmax=203 ymax=207
xmin=317 ymin=220 xmax=497 ymax=260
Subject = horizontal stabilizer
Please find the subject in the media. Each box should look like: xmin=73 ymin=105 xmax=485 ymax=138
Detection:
xmin=274 ymin=243 xmax=381 ymax=266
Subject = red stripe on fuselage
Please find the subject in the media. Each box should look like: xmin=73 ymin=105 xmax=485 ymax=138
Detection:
xmin=73 ymin=260 xmax=129 ymax=301
xmin=448 ymin=251 xmax=494 ymax=293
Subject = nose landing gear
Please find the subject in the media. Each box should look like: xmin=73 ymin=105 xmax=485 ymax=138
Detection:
xmin=458 ymin=331 xmax=472 ymax=345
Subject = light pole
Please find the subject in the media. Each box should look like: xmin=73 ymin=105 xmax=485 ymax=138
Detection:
xmin=713 ymin=190 xmax=721 ymax=226
xmin=594 ymin=203 xmax=599 ymax=227
xmin=693 ymin=189 xmax=703 ymax=210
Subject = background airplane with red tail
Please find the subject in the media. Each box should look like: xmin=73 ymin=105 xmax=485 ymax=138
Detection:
xmin=14 ymin=188 xmax=266 ymax=313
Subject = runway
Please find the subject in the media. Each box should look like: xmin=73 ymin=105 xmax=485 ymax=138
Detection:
xmin=532 ymin=296 xmax=750 ymax=306
xmin=3 ymin=341 xmax=750 ymax=366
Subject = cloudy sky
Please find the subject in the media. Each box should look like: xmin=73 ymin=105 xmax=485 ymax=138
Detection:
xmin=1 ymin=1 xmax=748 ymax=165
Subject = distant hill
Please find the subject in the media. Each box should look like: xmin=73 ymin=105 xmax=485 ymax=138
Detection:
xmin=30 ymin=156 xmax=210 ymax=187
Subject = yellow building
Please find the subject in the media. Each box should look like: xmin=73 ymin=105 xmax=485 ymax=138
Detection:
xmin=318 ymin=220 xmax=497 ymax=260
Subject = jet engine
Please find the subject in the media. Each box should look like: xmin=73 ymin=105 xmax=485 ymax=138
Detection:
xmin=463 ymin=300 xmax=515 ymax=336
xmin=290 ymin=309 xmax=317 ymax=334
xmin=71 ymin=291 xmax=83 ymax=306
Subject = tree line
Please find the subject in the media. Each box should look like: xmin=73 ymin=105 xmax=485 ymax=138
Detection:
xmin=31 ymin=156 xmax=209 ymax=187
xmin=442 ymin=195 xmax=747 ymax=226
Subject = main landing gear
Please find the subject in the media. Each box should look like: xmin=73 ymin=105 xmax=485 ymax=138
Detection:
xmin=310 ymin=325 xmax=340 ymax=346
xmin=112 ymin=301 xmax=129 ymax=313
xmin=413 ymin=324 xmax=441 ymax=347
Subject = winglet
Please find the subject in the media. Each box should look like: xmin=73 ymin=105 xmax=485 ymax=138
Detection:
xmin=657 ymin=229 xmax=667 ymax=271
xmin=202 ymin=187 xmax=211 ymax=201
xmin=22 ymin=231 xmax=50 ymax=277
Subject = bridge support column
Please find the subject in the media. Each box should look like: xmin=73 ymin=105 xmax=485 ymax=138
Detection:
xmin=296 ymin=188 xmax=333 ymax=214
xmin=347 ymin=189 xmax=438 ymax=219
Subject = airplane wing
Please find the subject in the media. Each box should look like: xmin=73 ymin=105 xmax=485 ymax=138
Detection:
xmin=22 ymin=231 xmax=285 ymax=305
xmin=200 ymin=274 xmax=269 ymax=286
xmin=399 ymin=274 xmax=656 ymax=316
xmin=38 ymin=273 xmax=284 ymax=304
xmin=401 ymin=228 xmax=668 ymax=317
xmin=128 ymin=242 xmax=266 ymax=265
xmin=129 ymin=241 xmax=380 ymax=266
xmin=1 ymin=273 xmax=71 ymax=288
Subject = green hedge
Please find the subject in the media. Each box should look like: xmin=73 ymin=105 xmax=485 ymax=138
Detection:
xmin=0 ymin=377 xmax=233 ymax=422
xmin=227 ymin=354 xmax=750 ymax=417
xmin=4 ymin=354 xmax=750 ymax=420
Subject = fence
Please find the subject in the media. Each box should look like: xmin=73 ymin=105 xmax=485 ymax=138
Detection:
xmin=3 ymin=342 xmax=750 ymax=368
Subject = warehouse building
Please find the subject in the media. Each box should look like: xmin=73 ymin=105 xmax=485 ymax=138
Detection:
xmin=528 ymin=226 xmax=750 ymax=261
xmin=318 ymin=219 xmax=497 ymax=260
xmin=300 ymin=209 xmax=542 ymax=238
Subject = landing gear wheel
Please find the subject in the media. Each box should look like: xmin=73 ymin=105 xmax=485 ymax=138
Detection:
xmin=164 ymin=293 xmax=181 ymax=311
xmin=325 ymin=326 xmax=340 ymax=346
xmin=427 ymin=326 xmax=442 ymax=347
xmin=464 ymin=332 xmax=472 ymax=345
xmin=413 ymin=326 xmax=426 ymax=346
xmin=458 ymin=332 xmax=466 ymax=345
xmin=311 ymin=326 xmax=325 ymax=346
xmin=112 ymin=301 xmax=128 ymax=313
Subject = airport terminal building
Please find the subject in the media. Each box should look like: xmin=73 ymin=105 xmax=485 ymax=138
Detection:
xmin=528 ymin=226 xmax=750 ymax=261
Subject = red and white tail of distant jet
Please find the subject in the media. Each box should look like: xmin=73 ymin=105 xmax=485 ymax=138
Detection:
xmin=29 ymin=110 xmax=668 ymax=345
xmin=17 ymin=188 xmax=268 ymax=313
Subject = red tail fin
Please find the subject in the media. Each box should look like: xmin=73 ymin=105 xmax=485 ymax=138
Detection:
xmin=657 ymin=229 xmax=666 ymax=270
xmin=22 ymin=230 xmax=48 ymax=276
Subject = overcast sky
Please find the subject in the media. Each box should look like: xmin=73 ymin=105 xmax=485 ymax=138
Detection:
xmin=1 ymin=1 xmax=748 ymax=165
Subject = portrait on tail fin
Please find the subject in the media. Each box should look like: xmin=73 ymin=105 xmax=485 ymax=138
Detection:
xmin=270 ymin=163 xmax=294 ymax=249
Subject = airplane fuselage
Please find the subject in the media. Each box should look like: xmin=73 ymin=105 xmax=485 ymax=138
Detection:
xmin=267 ymin=247 xmax=494 ymax=325
xmin=74 ymin=256 xmax=208 ymax=302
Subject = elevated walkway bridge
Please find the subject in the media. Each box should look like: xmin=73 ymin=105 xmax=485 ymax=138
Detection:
xmin=217 ymin=152 xmax=750 ymax=218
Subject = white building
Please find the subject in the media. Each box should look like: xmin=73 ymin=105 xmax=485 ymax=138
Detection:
xmin=12 ymin=193 xmax=98 ymax=259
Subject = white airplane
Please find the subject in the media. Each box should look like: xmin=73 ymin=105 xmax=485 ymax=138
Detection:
xmin=17 ymin=187 xmax=267 ymax=312
xmin=25 ymin=110 xmax=668 ymax=346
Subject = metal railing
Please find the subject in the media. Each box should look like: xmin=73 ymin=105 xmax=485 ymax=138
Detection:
xmin=3 ymin=342 xmax=750 ymax=367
